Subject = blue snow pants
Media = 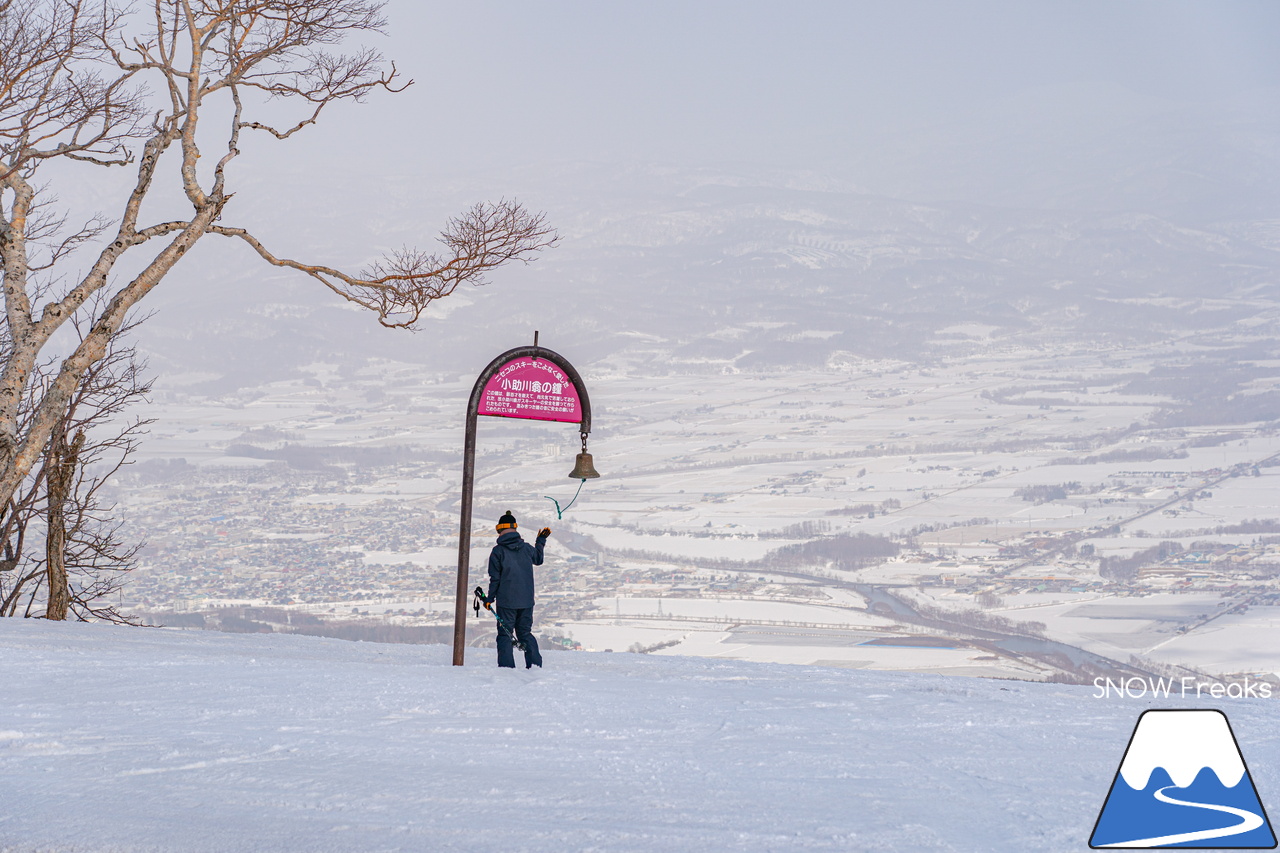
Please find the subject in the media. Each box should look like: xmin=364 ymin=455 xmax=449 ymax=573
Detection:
xmin=496 ymin=606 xmax=543 ymax=669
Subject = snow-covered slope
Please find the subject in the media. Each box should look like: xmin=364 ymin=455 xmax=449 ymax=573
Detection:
xmin=2 ymin=621 xmax=1277 ymax=852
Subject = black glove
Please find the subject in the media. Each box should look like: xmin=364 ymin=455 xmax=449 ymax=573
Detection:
xmin=538 ymin=527 xmax=551 ymax=539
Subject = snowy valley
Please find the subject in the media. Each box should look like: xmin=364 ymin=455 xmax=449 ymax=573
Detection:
xmin=87 ymin=163 xmax=1280 ymax=687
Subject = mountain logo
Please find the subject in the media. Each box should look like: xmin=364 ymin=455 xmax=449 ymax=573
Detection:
xmin=1090 ymin=709 xmax=1276 ymax=849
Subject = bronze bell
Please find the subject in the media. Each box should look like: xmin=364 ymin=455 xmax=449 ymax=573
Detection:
xmin=568 ymin=451 xmax=600 ymax=480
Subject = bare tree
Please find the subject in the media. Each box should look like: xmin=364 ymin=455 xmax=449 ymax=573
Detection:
xmin=0 ymin=314 xmax=151 ymax=622
xmin=0 ymin=0 xmax=556 ymax=516
xmin=42 ymin=421 xmax=84 ymax=620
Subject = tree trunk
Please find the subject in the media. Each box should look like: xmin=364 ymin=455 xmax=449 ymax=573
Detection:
xmin=43 ymin=428 xmax=82 ymax=620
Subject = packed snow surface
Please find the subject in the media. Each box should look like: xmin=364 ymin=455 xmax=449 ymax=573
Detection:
xmin=3 ymin=620 xmax=1278 ymax=852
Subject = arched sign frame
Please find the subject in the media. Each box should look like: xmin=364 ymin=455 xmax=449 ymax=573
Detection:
xmin=452 ymin=344 xmax=593 ymax=665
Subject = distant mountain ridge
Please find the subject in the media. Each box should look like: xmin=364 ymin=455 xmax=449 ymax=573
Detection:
xmin=126 ymin=160 xmax=1278 ymax=393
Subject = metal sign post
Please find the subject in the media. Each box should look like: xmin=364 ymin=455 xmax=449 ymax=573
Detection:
xmin=452 ymin=336 xmax=595 ymax=666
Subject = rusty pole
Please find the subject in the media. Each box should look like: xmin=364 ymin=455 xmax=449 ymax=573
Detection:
xmin=451 ymin=344 xmax=594 ymax=666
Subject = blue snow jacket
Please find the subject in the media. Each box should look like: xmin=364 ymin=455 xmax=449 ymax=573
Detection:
xmin=487 ymin=529 xmax=546 ymax=609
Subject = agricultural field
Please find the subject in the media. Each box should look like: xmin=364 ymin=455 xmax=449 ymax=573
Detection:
xmin=113 ymin=322 xmax=1280 ymax=684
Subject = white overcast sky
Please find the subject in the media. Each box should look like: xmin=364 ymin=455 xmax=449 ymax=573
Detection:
xmin=311 ymin=1 xmax=1278 ymax=174
xmin=112 ymin=1 xmax=1280 ymax=381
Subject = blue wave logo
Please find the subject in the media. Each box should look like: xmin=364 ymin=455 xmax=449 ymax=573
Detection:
xmin=1091 ymin=710 xmax=1276 ymax=848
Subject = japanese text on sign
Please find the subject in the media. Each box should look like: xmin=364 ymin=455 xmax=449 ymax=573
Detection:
xmin=477 ymin=357 xmax=582 ymax=423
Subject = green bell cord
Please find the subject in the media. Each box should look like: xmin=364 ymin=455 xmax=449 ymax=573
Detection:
xmin=543 ymin=478 xmax=586 ymax=520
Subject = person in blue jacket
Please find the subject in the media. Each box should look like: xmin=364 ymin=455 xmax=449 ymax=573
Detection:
xmin=485 ymin=510 xmax=548 ymax=669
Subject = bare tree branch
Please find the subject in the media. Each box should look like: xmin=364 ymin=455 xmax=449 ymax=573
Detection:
xmin=0 ymin=308 xmax=151 ymax=622
xmin=211 ymin=200 xmax=558 ymax=327
xmin=0 ymin=0 xmax=148 ymax=181
xmin=0 ymin=0 xmax=558 ymax=574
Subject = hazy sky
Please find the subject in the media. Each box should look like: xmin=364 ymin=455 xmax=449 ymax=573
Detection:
xmin=121 ymin=1 xmax=1280 ymax=388
xmin=312 ymin=0 xmax=1280 ymax=178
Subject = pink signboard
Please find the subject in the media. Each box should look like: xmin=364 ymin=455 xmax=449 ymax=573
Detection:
xmin=477 ymin=357 xmax=583 ymax=423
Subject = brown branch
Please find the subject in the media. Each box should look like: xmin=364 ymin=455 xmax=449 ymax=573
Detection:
xmin=210 ymin=200 xmax=558 ymax=328
xmin=2 ymin=0 xmax=555 ymax=531
xmin=0 ymin=1 xmax=148 ymax=181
